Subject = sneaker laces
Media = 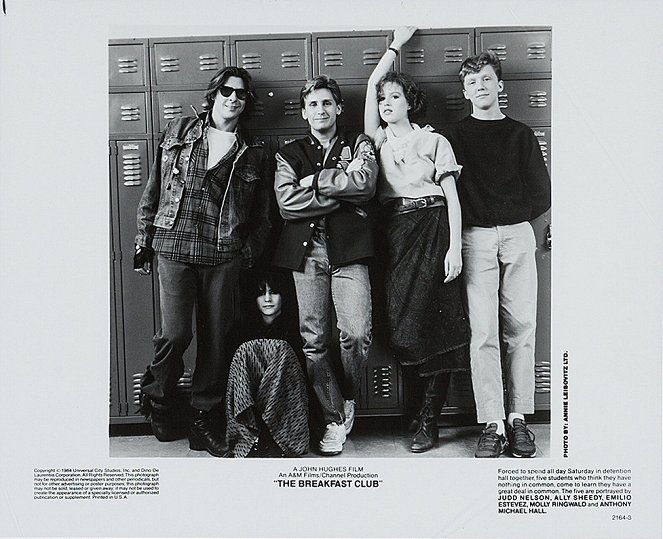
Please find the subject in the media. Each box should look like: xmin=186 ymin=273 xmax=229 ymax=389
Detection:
xmin=511 ymin=420 xmax=535 ymax=445
xmin=478 ymin=427 xmax=503 ymax=452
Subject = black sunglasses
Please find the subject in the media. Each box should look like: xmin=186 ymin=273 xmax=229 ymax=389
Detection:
xmin=218 ymin=85 xmax=249 ymax=101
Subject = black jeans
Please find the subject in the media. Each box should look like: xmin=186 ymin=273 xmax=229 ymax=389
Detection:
xmin=141 ymin=255 xmax=241 ymax=411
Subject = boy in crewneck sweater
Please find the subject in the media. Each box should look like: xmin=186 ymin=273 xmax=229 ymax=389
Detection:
xmin=444 ymin=51 xmax=551 ymax=458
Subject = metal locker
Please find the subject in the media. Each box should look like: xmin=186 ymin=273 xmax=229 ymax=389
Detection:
xmin=246 ymin=86 xmax=303 ymax=130
xmin=446 ymin=370 xmax=475 ymax=410
xmin=109 ymin=42 xmax=148 ymax=89
xmin=498 ymin=79 xmax=551 ymax=125
xmin=275 ymin=132 xmax=308 ymax=149
xmin=334 ymin=83 xmax=367 ymax=132
xmin=151 ymin=39 xmax=227 ymax=88
xmin=476 ymin=28 xmax=552 ymax=76
xmin=532 ymin=208 xmax=551 ymax=410
xmin=109 ymin=143 xmax=123 ymax=420
xmin=109 ymin=93 xmax=149 ymax=135
xmin=399 ymin=30 xmax=474 ymax=79
xmin=313 ymin=32 xmax=390 ymax=80
xmin=153 ymin=90 xmax=207 ymax=134
xmin=532 ymin=126 xmax=551 ymax=173
xmin=112 ymin=139 xmax=158 ymax=418
xmin=231 ymin=34 xmax=311 ymax=83
xmin=358 ymin=332 xmax=403 ymax=415
xmin=417 ymin=81 xmax=471 ymax=127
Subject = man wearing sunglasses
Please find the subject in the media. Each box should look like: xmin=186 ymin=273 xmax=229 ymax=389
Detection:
xmin=134 ymin=66 xmax=272 ymax=457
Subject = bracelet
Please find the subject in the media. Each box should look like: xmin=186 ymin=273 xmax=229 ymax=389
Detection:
xmin=388 ymin=47 xmax=399 ymax=56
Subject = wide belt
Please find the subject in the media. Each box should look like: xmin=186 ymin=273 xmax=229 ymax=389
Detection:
xmin=391 ymin=195 xmax=446 ymax=215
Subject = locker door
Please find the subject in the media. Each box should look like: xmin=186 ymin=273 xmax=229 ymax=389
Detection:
xmin=335 ymin=83 xmax=367 ymax=132
xmin=109 ymin=142 xmax=123 ymax=419
xmin=533 ymin=207 xmax=552 ymax=410
xmin=247 ymin=86 xmax=303 ymax=130
xmin=232 ymin=35 xmax=311 ymax=83
xmin=417 ymin=81 xmax=471 ymax=127
xmin=113 ymin=140 xmax=158 ymax=417
xmin=109 ymin=43 xmax=148 ymax=88
xmin=109 ymin=93 xmax=149 ymax=135
xmin=152 ymin=40 xmax=227 ymax=87
xmin=532 ymin=126 xmax=551 ymax=173
xmin=477 ymin=29 xmax=552 ymax=75
xmin=499 ymin=79 xmax=551 ymax=125
xmin=359 ymin=333 xmax=403 ymax=414
xmin=400 ymin=30 xmax=473 ymax=78
xmin=154 ymin=90 xmax=207 ymax=134
xmin=314 ymin=33 xmax=389 ymax=80
xmin=446 ymin=370 xmax=475 ymax=410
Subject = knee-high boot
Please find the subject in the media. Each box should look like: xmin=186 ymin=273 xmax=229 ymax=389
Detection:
xmin=410 ymin=373 xmax=451 ymax=453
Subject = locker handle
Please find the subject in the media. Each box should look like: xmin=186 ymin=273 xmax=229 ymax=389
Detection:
xmin=545 ymin=224 xmax=552 ymax=250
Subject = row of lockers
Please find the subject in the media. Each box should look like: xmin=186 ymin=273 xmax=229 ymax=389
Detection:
xmin=109 ymin=77 xmax=552 ymax=137
xmin=109 ymin=28 xmax=550 ymax=90
xmin=109 ymin=27 xmax=551 ymax=423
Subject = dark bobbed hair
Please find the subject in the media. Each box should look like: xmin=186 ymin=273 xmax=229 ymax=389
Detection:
xmin=299 ymin=74 xmax=343 ymax=109
xmin=458 ymin=50 xmax=503 ymax=84
xmin=376 ymin=71 xmax=427 ymax=120
xmin=203 ymin=66 xmax=256 ymax=119
xmin=240 ymin=268 xmax=296 ymax=314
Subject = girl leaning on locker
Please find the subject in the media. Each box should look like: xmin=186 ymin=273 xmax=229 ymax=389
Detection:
xmin=363 ymin=26 xmax=471 ymax=453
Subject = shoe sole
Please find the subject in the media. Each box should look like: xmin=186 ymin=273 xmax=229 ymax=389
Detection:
xmin=511 ymin=449 xmax=537 ymax=458
xmin=475 ymin=445 xmax=508 ymax=458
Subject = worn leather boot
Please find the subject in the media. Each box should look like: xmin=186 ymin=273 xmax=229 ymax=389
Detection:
xmin=188 ymin=409 xmax=230 ymax=457
xmin=140 ymin=395 xmax=187 ymax=442
xmin=410 ymin=373 xmax=450 ymax=453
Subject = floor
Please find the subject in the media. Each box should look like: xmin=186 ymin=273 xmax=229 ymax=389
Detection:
xmin=110 ymin=417 xmax=550 ymax=459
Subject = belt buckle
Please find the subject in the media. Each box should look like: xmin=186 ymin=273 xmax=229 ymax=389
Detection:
xmin=414 ymin=198 xmax=427 ymax=209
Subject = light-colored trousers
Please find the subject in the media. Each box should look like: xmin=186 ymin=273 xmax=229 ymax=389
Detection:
xmin=462 ymin=222 xmax=537 ymax=423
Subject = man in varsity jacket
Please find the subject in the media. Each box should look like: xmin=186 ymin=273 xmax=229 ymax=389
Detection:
xmin=273 ymin=75 xmax=378 ymax=456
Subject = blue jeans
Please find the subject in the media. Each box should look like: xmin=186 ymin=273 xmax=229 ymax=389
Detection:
xmin=462 ymin=222 xmax=537 ymax=423
xmin=292 ymin=234 xmax=372 ymax=425
xmin=141 ymin=255 xmax=241 ymax=411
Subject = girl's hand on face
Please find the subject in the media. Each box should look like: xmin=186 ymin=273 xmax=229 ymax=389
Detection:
xmin=392 ymin=26 xmax=417 ymax=49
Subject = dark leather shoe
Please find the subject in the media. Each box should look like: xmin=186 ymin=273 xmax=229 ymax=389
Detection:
xmin=140 ymin=396 xmax=187 ymax=442
xmin=410 ymin=406 xmax=439 ymax=453
xmin=188 ymin=409 xmax=230 ymax=457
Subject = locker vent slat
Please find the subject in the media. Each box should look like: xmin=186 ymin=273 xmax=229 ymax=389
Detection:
xmin=160 ymin=56 xmax=180 ymax=72
xmin=119 ymin=105 xmax=141 ymax=121
xmin=527 ymin=42 xmax=547 ymax=60
xmin=198 ymin=54 xmax=221 ymax=71
xmin=281 ymin=51 xmax=301 ymax=69
xmin=372 ymin=366 xmax=392 ymax=398
xmin=362 ymin=48 xmax=382 ymax=66
xmin=117 ymin=57 xmax=138 ymax=73
xmin=323 ymin=49 xmax=343 ymax=67
xmin=444 ymin=46 xmax=464 ymax=63
xmin=488 ymin=44 xmax=507 ymax=62
xmin=241 ymin=52 xmax=262 ymax=70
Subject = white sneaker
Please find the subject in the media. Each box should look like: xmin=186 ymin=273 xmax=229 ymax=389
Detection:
xmin=343 ymin=399 xmax=356 ymax=435
xmin=319 ymin=423 xmax=346 ymax=455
